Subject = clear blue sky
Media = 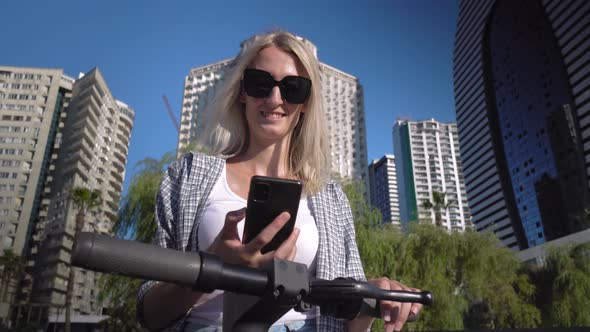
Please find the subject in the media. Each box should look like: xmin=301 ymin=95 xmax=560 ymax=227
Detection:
xmin=2 ymin=0 xmax=459 ymax=189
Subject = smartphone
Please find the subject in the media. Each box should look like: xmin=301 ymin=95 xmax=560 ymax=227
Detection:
xmin=242 ymin=176 xmax=302 ymax=254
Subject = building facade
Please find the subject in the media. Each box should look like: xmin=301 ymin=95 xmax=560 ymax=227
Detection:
xmin=393 ymin=119 xmax=471 ymax=231
xmin=177 ymin=36 xmax=369 ymax=185
xmin=368 ymin=155 xmax=400 ymax=226
xmin=0 ymin=66 xmax=134 ymax=322
xmin=453 ymin=0 xmax=590 ymax=250
xmin=0 ymin=67 xmax=73 ymax=319
xmin=28 ymin=68 xmax=134 ymax=317
xmin=178 ymin=59 xmax=233 ymax=150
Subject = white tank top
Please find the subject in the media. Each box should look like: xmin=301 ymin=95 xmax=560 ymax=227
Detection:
xmin=188 ymin=165 xmax=319 ymax=326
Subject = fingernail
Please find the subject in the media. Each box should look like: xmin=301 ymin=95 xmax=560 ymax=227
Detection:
xmin=383 ymin=308 xmax=392 ymax=322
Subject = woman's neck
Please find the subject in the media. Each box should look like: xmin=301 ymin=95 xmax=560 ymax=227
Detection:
xmin=231 ymin=138 xmax=292 ymax=178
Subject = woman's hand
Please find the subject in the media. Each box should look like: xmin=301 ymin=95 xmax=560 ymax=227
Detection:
xmin=207 ymin=208 xmax=299 ymax=268
xmin=348 ymin=278 xmax=423 ymax=332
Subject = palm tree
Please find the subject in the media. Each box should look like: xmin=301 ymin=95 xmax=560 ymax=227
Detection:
xmin=65 ymin=187 xmax=101 ymax=332
xmin=0 ymin=249 xmax=25 ymax=327
xmin=421 ymin=191 xmax=454 ymax=227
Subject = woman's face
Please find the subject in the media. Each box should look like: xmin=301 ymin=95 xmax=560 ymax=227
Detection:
xmin=241 ymin=45 xmax=308 ymax=146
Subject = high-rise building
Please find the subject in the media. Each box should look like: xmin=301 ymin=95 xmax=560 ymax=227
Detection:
xmin=178 ymin=59 xmax=233 ymax=150
xmin=0 ymin=66 xmax=134 ymax=322
xmin=177 ymin=36 xmax=369 ymax=185
xmin=393 ymin=119 xmax=471 ymax=231
xmin=453 ymin=0 xmax=590 ymax=250
xmin=368 ymin=155 xmax=400 ymax=226
xmin=0 ymin=67 xmax=73 ymax=318
xmin=27 ymin=67 xmax=135 ymax=318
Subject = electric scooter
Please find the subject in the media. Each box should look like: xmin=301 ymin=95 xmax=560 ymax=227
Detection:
xmin=72 ymin=232 xmax=433 ymax=331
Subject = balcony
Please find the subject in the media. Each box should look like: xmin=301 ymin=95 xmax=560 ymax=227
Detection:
xmin=107 ymin=189 xmax=120 ymax=202
xmin=117 ymin=124 xmax=130 ymax=138
xmin=114 ymin=142 xmax=128 ymax=155
xmin=116 ymin=132 xmax=129 ymax=147
xmin=111 ymin=158 xmax=124 ymax=174
xmin=104 ymin=209 xmax=117 ymax=222
xmin=113 ymin=150 xmax=126 ymax=166
xmin=109 ymin=179 xmax=122 ymax=193
xmin=119 ymin=113 xmax=133 ymax=130
xmin=110 ymin=169 xmax=123 ymax=183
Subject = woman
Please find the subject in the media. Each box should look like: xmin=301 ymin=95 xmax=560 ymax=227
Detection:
xmin=138 ymin=31 xmax=422 ymax=332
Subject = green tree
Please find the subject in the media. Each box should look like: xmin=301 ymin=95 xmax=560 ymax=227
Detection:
xmin=98 ymin=152 xmax=174 ymax=331
xmin=65 ymin=187 xmax=101 ymax=332
xmin=529 ymin=243 xmax=590 ymax=327
xmin=421 ymin=191 xmax=454 ymax=227
xmin=344 ymin=184 xmax=540 ymax=331
xmin=341 ymin=180 xmax=382 ymax=228
xmin=0 ymin=250 xmax=25 ymax=327
xmin=113 ymin=152 xmax=174 ymax=243
xmin=453 ymin=229 xmax=540 ymax=329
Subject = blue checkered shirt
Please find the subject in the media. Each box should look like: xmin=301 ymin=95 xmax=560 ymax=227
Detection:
xmin=137 ymin=152 xmax=366 ymax=331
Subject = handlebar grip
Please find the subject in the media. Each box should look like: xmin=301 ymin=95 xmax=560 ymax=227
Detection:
xmin=72 ymin=232 xmax=201 ymax=287
xmin=359 ymin=299 xmax=420 ymax=322
xmin=384 ymin=290 xmax=433 ymax=305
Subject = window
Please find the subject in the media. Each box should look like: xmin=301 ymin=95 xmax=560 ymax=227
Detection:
xmin=3 ymin=236 xmax=14 ymax=249
xmin=0 ymin=185 xmax=15 ymax=192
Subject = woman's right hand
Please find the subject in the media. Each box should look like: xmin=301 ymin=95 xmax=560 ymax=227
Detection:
xmin=207 ymin=208 xmax=299 ymax=268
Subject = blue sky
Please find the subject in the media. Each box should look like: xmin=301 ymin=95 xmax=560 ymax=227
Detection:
xmin=2 ymin=0 xmax=459 ymax=189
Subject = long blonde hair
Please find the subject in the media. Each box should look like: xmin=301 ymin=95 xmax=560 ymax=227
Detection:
xmin=198 ymin=31 xmax=330 ymax=194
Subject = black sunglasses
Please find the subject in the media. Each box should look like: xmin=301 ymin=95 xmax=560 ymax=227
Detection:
xmin=243 ymin=68 xmax=312 ymax=104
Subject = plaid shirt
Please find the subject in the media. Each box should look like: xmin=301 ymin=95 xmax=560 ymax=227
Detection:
xmin=138 ymin=152 xmax=366 ymax=331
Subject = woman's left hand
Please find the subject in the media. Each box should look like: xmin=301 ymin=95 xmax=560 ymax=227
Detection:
xmin=348 ymin=278 xmax=423 ymax=332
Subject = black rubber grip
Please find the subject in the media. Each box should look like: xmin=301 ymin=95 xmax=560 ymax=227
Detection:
xmin=72 ymin=232 xmax=201 ymax=287
xmin=380 ymin=290 xmax=433 ymax=305
xmin=359 ymin=299 xmax=420 ymax=321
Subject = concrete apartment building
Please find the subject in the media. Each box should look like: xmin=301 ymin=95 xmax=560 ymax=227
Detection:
xmin=368 ymin=155 xmax=401 ymax=227
xmin=453 ymin=0 xmax=590 ymax=250
xmin=0 ymin=66 xmax=134 ymax=323
xmin=177 ymin=36 xmax=369 ymax=186
xmin=393 ymin=119 xmax=471 ymax=231
xmin=0 ymin=67 xmax=74 ymax=319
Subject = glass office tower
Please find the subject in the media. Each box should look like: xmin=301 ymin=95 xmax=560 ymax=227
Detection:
xmin=454 ymin=0 xmax=590 ymax=250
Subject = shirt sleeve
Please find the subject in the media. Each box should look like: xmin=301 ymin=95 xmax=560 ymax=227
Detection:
xmin=136 ymin=156 xmax=186 ymax=329
xmin=318 ymin=182 xmax=368 ymax=332
xmin=336 ymin=182 xmax=367 ymax=282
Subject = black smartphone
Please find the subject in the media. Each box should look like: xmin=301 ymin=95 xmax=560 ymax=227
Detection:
xmin=242 ymin=176 xmax=302 ymax=254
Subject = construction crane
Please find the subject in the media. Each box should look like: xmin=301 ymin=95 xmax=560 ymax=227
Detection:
xmin=162 ymin=94 xmax=180 ymax=133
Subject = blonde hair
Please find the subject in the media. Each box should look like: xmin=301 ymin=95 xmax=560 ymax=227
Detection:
xmin=198 ymin=31 xmax=330 ymax=194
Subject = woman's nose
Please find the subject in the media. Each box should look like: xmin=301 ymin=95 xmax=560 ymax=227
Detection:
xmin=266 ymin=86 xmax=284 ymax=107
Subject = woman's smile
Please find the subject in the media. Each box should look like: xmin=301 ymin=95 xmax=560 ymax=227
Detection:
xmin=260 ymin=110 xmax=287 ymax=120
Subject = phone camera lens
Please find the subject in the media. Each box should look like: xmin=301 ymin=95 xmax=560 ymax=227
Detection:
xmin=254 ymin=183 xmax=270 ymax=202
